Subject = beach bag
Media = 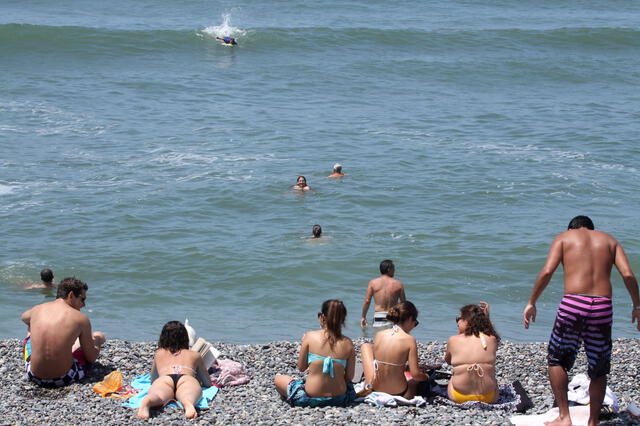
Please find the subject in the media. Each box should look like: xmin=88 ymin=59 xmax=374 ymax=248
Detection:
xmin=567 ymin=373 xmax=619 ymax=413
xmin=210 ymin=359 xmax=250 ymax=386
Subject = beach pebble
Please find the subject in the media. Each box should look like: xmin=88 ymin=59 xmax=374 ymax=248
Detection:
xmin=2 ymin=338 xmax=639 ymax=425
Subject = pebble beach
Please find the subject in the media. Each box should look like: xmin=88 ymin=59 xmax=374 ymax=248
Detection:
xmin=2 ymin=338 xmax=639 ymax=425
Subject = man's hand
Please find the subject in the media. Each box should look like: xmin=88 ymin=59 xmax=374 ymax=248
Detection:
xmin=633 ymin=308 xmax=640 ymax=331
xmin=360 ymin=317 xmax=368 ymax=328
xmin=523 ymin=303 xmax=536 ymax=329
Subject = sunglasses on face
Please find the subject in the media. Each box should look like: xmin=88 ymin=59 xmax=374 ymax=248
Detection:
xmin=455 ymin=316 xmax=461 ymax=323
xmin=414 ymin=319 xmax=419 ymax=327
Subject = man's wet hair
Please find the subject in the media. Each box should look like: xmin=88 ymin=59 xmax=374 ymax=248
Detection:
xmin=312 ymin=224 xmax=322 ymax=238
xmin=380 ymin=259 xmax=395 ymax=276
xmin=56 ymin=277 xmax=88 ymax=299
xmin=333 ymin=163 xmax=342 ymax=173
xmin=40 ymin=269 xmax=54 ymax=283
xmin=158 ymin=321 xmax=190 ymax=354
xmin=567 ymin=215 xmax=594 ymax=230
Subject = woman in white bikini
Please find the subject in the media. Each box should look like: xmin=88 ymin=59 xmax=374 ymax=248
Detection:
xmin=137 ymin=321 xmax=211 ymax=419
xmin=360 ymin=301 xmax=429 ymax=398
xmin=444 ymin=302 xmax=500 ymax=404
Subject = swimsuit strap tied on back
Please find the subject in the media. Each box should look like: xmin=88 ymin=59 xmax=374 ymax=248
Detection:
xmin=467 ymin=363 xmax=485 ymax=377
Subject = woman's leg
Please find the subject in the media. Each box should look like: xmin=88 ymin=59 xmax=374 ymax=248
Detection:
xmin=360 ymin=343 xmax=375 ymax=386
xmin=274 ymin=374 xmax=294 ymax=398
xmin=175 ymin=376 xmax=203 ymax=419
xmin=137 ymin=376 xmax=175 ymax=419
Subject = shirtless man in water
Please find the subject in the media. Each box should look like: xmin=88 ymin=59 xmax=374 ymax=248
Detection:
xmin=523 ymin=216 xmax=640 ymax=426
xmin=361 ymin=260 xmax=406 ymax=328
xmin=21 ymin=277 xmax=105 ymax=387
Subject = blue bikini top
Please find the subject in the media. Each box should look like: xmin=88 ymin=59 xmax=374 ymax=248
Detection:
xmin=307 ymin=353 xmax=348 ymax=378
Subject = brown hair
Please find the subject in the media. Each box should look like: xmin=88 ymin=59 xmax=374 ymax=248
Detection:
xmin=321 ymin=299 xmax=346 ymax=348
xmin=386 ymin=300 xmax=418 ymax=324
xmin=459 ymin=304 xmax=500 ymax=343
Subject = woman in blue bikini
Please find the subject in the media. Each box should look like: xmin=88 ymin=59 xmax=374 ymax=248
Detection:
xmin=274 ymin=300 xmax=356 ymax=407
xmin=137 ymin=321 xmax=211 ymax=419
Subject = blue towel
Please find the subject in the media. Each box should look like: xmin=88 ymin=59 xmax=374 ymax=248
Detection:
xmin=122 ymin=374 xmax=219 ymax=409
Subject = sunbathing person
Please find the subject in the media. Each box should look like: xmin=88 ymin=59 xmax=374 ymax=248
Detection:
xmin=274 ymin=299 xmax=356 ymax=407
xmin=360 ymin=301 xmax=428 ymax=398
xmin=137 ymin=321 xmax=211 ymax=419
xmin=444 ymin=302 xmax=499 ymax=404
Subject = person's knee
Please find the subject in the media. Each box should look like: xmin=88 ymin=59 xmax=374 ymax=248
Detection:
xmin=93 ymin=331 xmax=106 ymax=346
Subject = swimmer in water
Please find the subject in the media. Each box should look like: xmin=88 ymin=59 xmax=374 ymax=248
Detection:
xmin=24 ymin=269 xmax=56 ymax=290
xmin=216 ymin=36 xmax=238 ymax=46
xmin=328 ymin=163 xmax=346 ymax=178
xmin=292 ymin=176 xmax=311 ymax=191
xmin=311 ymin=224 xmax=322 ymax=239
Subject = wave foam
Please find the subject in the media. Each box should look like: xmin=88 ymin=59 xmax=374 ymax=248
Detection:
xmin=201 ymin=12 xmax=246 ymax=39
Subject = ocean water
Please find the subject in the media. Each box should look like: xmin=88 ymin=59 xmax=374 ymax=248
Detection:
xmin=2 ymin=0 xmax=639 ymax=344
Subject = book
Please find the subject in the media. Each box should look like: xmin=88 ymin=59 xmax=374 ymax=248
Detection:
xmin=191 ymin=337 xmax=220 ymax=368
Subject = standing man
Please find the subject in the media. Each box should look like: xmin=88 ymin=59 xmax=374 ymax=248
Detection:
xmin=21 ymin=277 xmax=106 ymax=387
xmin=361 ymin=260 xmax=407 ymax=328
xmin=523 ymin=216 xmax=640 ymax=426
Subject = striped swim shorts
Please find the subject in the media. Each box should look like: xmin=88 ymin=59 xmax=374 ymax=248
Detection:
xmin=547 ymin=294 xmax=612 ymax=378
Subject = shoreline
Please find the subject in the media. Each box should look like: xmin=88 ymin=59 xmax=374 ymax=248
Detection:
xmin=2 ymin=338 xmax=639 ymax=425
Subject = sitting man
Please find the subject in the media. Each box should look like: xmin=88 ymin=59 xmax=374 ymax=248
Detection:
xmin=21 ymin=277 xmax=106 ymax=387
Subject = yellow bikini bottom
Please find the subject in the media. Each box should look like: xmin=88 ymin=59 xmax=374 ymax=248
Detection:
xmin=450 ymin=386 xmax=496 ymax=404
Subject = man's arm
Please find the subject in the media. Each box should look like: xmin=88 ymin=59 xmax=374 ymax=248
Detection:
xmin=78 ymin=316 xmax=100 ymax=364
xmin=524 ymin=236 xmax=563 ymax=329
xmin=21 ymin=308 xmax=32 ymax=326
xmin=399 ymin=282 xmax=406 ymax=303
xmin=613 ymin=243 xmax=640 ymax=329
xmin=360 ymin=282 xmax=374 ymax=327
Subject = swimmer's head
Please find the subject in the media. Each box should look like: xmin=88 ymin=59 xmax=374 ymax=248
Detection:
xmin=296 ymin=176 xmax=307 ymax=186
xmin=40 ymin=269 xmax=54 ymax=283
xmin=312 ymin=224 xmax=322 ymax=238
xmin=568 ymin=215 xmax=594 ymax=230
xmin=333 ymin=163 xmax=342 ymax=173
xmin=380 ymin=259 xmax=395 ymax=277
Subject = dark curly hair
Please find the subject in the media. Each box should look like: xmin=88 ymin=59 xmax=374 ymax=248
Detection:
xmin=56 ymin=277 xmax=88 ymax=299
xmin=459 ymin=304 xmax=500 ymax=343
xmin=158 ymin=321 xmax=190 ymax=354
xmin=386 ymin=301 xmax=418 ymax=325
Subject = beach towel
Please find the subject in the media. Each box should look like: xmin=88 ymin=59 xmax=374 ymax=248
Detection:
xmin=353 ymin=382 xmax=426 ymax=407
xmin=567 ymin=373 xmax=619 ymax=413
xmin=122 ymin=374 xmax=219 ymax=409
xmin=209 ymin=359 xmax=250 ymax=386
xmin=510 ymin=405 xmax=592 ymax=426
xmin=432 ymin=381 xmax=533 ymax=413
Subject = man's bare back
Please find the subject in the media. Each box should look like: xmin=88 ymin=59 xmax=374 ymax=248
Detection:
xmin=21 ymin=277 xmax=104 ymax=382
xmin=25 ymin=299 xmax=93 ymax=377
xmin=361 ymin=260 xmax=406 ymax=327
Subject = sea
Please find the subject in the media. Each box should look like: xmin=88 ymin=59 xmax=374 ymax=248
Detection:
xmin=2 ymin=0 xmax=639 ymax=344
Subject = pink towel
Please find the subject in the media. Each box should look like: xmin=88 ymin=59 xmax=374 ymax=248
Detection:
xmin=210 ymin=359 xmax=250 ymax=386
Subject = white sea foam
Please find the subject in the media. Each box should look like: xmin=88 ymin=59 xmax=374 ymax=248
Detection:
xmin=0 ymin=184 xmax=14 ymax=195
xmin=201 ymin=12 xmax=246 ymax=39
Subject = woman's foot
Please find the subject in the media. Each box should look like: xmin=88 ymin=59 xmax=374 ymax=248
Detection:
xmin=183 ymin=401 xmax=198 ymax=419
xmin=136 ymin=399 xmax=150 ymax=419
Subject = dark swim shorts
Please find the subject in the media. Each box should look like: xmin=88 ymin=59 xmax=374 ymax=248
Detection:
xmin=24 ymin=337 xmax=87 ymax=388
xmin=286 ymin=379 xmax=356 ymax=407
xmin=547 ymin=294 xmax=613 ymax=379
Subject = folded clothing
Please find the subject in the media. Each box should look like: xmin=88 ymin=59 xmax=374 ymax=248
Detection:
xmin=122 ymin=374 xmax=218 ymax=409
xmin=353 ymin=382 xmax=426 ymax=407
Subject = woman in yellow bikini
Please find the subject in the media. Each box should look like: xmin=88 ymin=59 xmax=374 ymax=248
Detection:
xmin=137 ymin=321 xmax=211 ymax=419
xmin=360 ymin=301 xmax=429 ymax=398
xmin=444 ymin=302 xmax=500 ymax=404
